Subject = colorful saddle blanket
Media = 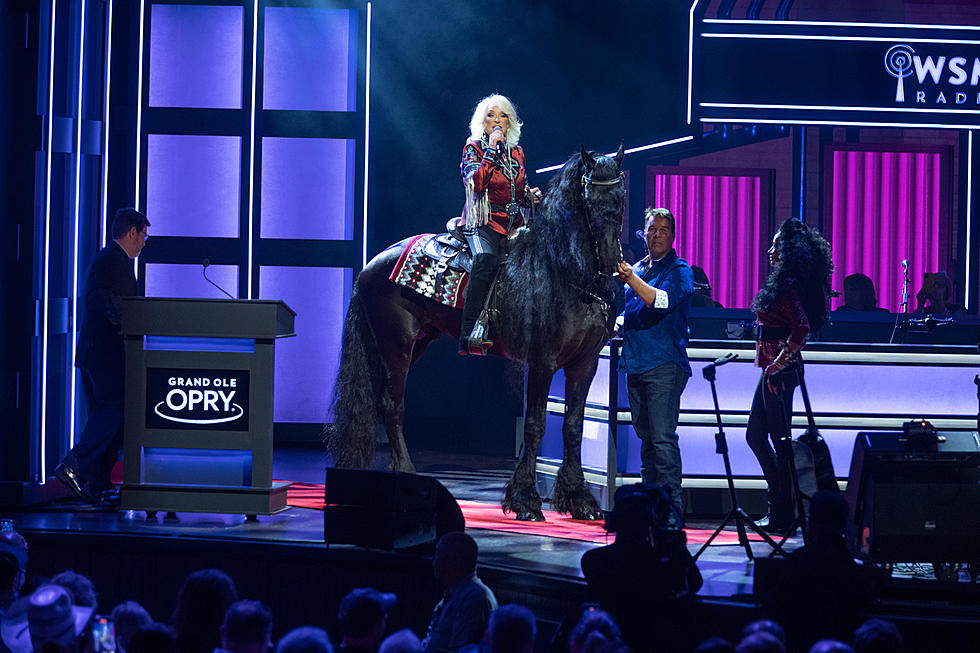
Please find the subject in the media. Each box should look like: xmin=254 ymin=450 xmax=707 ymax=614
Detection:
xmin=389 ymin=233 xmax=470 ymax=309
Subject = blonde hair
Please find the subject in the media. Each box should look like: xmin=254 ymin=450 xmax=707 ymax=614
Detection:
xmin=468 ymin=94 xmax=522 ymax=148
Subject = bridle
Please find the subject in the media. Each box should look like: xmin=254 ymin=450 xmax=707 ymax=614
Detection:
xmin=581 ymin=167 xmax=625 ymax=272
xmin=570 ymin=166 xmax=625 ymax=318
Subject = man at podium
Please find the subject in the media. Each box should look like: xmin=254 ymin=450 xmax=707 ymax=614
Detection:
xmin=55 ymin=208 xmax=149 ymax=506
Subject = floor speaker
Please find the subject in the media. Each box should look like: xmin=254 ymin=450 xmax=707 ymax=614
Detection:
xmin=845 ymin=431 xmax=980 ymax=562
xmin=323 ymin=467 xmax=464 ymax=551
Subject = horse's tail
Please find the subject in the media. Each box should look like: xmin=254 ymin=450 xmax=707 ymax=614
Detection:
xmin=324 ymin=288 xmax=386 ymax=468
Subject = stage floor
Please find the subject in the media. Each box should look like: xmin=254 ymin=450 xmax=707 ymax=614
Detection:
xmin=9 ymin=444 xmax=979 ymax=603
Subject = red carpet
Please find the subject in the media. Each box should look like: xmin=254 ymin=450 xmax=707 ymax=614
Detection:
xmin=284 ymin=481 xmax=760 ymax=546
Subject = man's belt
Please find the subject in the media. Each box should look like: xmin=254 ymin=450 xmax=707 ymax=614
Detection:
xmin=757 ymin=326 xmax=792 ymax=341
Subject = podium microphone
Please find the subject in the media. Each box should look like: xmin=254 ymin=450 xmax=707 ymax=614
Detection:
xmin=202 ymin=258 xmax=235 ymax=299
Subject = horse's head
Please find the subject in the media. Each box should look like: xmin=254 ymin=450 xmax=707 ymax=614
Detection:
xmin=580 ymin=143 xmax=626 ymax=276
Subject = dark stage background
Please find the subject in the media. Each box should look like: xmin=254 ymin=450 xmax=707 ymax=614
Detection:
xmin=368 ymin=0 xmax=689 ymax=453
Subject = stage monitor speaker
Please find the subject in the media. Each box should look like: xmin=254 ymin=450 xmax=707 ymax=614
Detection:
xmin=845 ymin=431 xmax=980 ymax=562
xmin=323 ymin=467 xmax=464 ymax=552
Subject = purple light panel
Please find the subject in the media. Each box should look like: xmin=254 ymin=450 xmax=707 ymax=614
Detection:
xmin=259 ymin=266 xmax=352 ymax=423
xmin=649 ymin=170 xmax=764 ymax=309
xmin=144 ymin=263 xmax=239 ymax=299
xmin=263 ymin=7 xmax=356 ymax=112
xmin=148 ymin=4 xmax=243 ymax=109
xmin=146 ymin=135 xmax=241 ymax=237
xmin=260 ymin=138 xmax=355 ymax=239
xmin=829 ymin=150 xmax=942 ymax=312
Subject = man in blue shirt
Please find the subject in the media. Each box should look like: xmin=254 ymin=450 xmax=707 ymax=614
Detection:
xmin=616 ymin=207 xmax=694 ymax=514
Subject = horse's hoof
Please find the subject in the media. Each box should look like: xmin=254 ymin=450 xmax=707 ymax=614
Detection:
xmin=515 ymin=510 xmax=546 ymax=522
xmin=572 ymin=507 xmax=605 ymax=521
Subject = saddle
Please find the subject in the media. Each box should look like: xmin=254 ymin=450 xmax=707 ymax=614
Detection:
xmin=419 ymin=217 xmax=474 ymax=274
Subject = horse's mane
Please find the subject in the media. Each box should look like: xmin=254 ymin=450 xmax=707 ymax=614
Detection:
xmin=496 ymin=151 xmax=620 ymax=360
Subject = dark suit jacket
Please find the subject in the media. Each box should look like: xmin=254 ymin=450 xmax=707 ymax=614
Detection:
xmin=76 ymin=241 xmax=137 ymax=380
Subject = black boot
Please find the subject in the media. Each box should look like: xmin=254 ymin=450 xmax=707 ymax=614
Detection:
xmin=459 ymin=253 xmax=499 ymax=356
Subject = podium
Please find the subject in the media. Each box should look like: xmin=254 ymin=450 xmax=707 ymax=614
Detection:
xmin=118 ymin=298 xmax=295 ymax=515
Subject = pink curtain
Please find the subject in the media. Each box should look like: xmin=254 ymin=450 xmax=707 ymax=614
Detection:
xmin=650 ymin=170 xmax=764 ymax=309
xmin=829 ymin=150 xmax=942 ymax=312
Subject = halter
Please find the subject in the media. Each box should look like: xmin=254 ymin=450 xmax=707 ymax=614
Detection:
xmin=571 ymin=167 xmax=625 ymax=319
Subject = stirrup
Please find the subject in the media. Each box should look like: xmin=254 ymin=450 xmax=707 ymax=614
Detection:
xmin=465 ymin=322 xmax=493 ymax=356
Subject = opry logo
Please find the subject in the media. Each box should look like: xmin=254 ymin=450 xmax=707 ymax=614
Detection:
xmin=146 ymin=368 xmax=249 ymax=429
xmin=885 ymin=44 xmax=980 ymax=105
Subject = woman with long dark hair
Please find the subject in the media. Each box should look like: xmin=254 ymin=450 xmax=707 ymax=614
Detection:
xmin=747 ymin=218 xmax=833 ymax=533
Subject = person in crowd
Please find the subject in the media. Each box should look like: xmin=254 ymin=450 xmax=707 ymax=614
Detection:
xmin=217 ymin=601 xmax=272 ymax=653
xmin=171 ymin=569 xmax=238 ymax=653
xmin=580 ymin=483 xmax=702 ymax=652
xmin=696 ymin=637 xmax=736 ymax=653
xmin=336 ymin=588 xmax=396 ymax=653
xmin=458 ymin=94 xmax=541 ymax=355
xmin=55 ymin=208 xmax=150 ymax=506
xmin=763 ymin=491 xmax=879 ymax=652
xmin=377 ymin=630 xmax=420 ymax=653
xmin=128 ymin=623 xmax=178 ymax=653
xmin=0 ymin=531 xmax=28 ymax=614
xmin=833 ymin=274 xmax=886 ymax=312
xmin=852 ymin=618 xmax=903 ymax=653
xmin=616 ymin=207 xmax=694 ymax=514
xmin=111 ymin=601 xmax=153 ymax=653
xmin=276 ymin=627 xmax=333 ymax=653
xmin=484 ymin=604 xmax=536 ymax=653
xmin=736 ymin=632 xmax=785 ymax=653
xmin=746 ymin=218 xmax=833 ymax=533
xmin=567 ymin=608 xmax=628 ymax=653
xmin=1 ymin=584 xmax=94 ymax=653
xmin=51 ymin=570 xmax=98 ymax=610
xmin=421 ymin=532 xmax=497 ymax=653
xmin=914 ymin=271 xmax=965 ymax=316
xmin=691 ymin=265 xmax=724 ymax=308
xmin=808 ymin=641 xmax=854 ymax=653
xmin=740 ymin=621 xmax=787 ymax=650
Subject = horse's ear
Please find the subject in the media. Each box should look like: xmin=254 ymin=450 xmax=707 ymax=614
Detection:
xmin=581 ymin=145 xmax=596 ymax=172
xmin=614 ymin=141 xmax=625 ymax=168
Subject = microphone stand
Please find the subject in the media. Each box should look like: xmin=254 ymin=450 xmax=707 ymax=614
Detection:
xmin=694 ymin=355 xmax=780 ymax=562
xmin=889 ymin=262 xmax=911 ymax=344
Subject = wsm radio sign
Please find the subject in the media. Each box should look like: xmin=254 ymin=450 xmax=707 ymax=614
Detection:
xmin=145 ymin=368 xmax=249 ymax=431
xmin=885 ymin=43 xmax=980 ymax=106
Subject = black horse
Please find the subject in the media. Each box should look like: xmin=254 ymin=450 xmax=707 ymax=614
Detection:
xmin=327 ymin=145 xmax=625 ymax=521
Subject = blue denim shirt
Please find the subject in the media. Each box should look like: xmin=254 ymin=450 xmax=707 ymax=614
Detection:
xmin=618 ymin=249 xmax=694 ymax=376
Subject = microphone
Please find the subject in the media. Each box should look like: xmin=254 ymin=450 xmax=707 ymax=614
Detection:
xmin=202 ymin=258 xmax=235 ymax=299
xmin=493 ymin=126 xmax=504 ymax=155
xmin=705 ymin=352 xmax=738 ymax=369
xmin=901 ymin=259 xmax=909 ymax=268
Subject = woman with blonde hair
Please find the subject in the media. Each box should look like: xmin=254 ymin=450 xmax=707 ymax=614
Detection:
xmin=458 ymin=93 xmax=541 ymax=355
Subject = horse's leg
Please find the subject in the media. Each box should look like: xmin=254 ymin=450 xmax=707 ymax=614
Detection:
xmin=502 ymin=363 xmax=554 ymax=521
xmin=553 ymin=358 xmax=604 ymax=520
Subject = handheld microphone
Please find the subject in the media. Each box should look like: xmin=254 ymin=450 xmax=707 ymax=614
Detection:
xmin=493 ymin=126 xmax=504 ymax=155
xmin=201 ymin=258 xmax=235 ymax=299
xmin=901 ymin=259 xmax=909 ymax=268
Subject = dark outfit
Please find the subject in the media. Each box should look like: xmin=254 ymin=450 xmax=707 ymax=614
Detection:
xmin=581 ymin=537 xmax=702 ymax=652
xmin=745 ymin=282 xmax=808 ymax=527
xmin=458 ymin=137 xmax=532 ymax=351
xmin=619 ymin=249 xmax=694 ymax=508
xmin=62 ymin=241 xmax=137 ymax=493
xmin=762 ymin=536 xmax=878 ymax=652
xmin=421 ymin=573 xmax=497 ymax=653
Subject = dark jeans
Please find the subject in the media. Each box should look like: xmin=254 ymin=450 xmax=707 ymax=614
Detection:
xmin=745 ymin=365 xmax=801 ymax=521
xmin=626 ymin=362 xmax=689 ymax=508
xmin=63 ymin=362 xmax=124 ymax=492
